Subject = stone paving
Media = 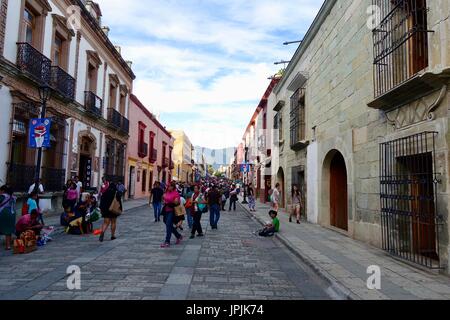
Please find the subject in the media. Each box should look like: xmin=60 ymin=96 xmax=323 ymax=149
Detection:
xmin=0 ymin=200 xmax=331 ymax=300
xmin=242 ymin=197 xmax=450 ymax=300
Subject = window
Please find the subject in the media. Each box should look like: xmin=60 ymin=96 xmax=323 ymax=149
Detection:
xmin=86 ymin=51 xmax=102 ymax=93
xmin=119 ymin=85 xmax=128 ymax=116
xmin=372 ymin=0 xmax=430 ymax=96
xmin=53 ymin=34 xmax=63 ymax=66
xmin=290 ymin=88 xmax=306 ymax=149
xmin=380 ymin=132 xmax=441 ymax=269
xmin=23 ymin=8 xmax=35 ymax=44
xmin=51 ymin=15 xmax=74 ymax=71
xmin=138 ymin=122 xmax=146 ymax=158
xmin=109 ymin=84 xmax=117 ymax=109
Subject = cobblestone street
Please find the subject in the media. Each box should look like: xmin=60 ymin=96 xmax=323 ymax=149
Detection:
xmin=0 ymin=204 xmax=331 ymax=300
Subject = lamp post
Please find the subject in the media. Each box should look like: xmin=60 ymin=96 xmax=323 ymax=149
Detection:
xmin=242 ymin=146 xmax=249 ymax=204
xmin=34 ymin=85 xmax=51 ymax=182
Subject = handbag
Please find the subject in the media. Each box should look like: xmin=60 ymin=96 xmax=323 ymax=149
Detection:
xmin=175 ymin=204 xmax=186 ymax=217
xmin=109 ymin=193 xmax=122 ymax=216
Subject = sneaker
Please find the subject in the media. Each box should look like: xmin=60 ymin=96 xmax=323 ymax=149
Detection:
xmin=197 ymin=233 xmax=204 ymax=237
xmin=190 ymin=234 xmax=195 ymax=239
xmin=160 ymin=243 xmax=170 ymax=248
xmin=99 ymin=232 xmax=104 ymax=242
xmin=111 ymin=236 xmax=117 ymax=241
xmin=176 ymin=236 xmax=183 ymax=245
xmin=297 ymin=220 xmax=301 ymax=224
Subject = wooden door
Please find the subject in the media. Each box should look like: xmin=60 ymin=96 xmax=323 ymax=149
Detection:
xmin=330 ymin=153 xmax=348 ymax=231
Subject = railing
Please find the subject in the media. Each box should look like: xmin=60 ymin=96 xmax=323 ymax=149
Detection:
xmin=150 ymin=148 xmax=158 ymax=163
xmin=7 ymin=163 xmax=36 ymax=192
xmin=84 ymin=91 xmax=103 ymax=117
xmin=162 ymin=157 xmax=169 ymax=168
xmin=108 ymin=108 xmax=122 ymax=128
xmin=138 ymin=142 xmax=148 ymax=158
xmin=17 ymin=42 xmax=51 ymax=84
xmin=41 ymin=167 xmax=65 ymax=192
xmin=120 ymin=116 xmax=129 ymax=134
xmin=51 ymin=66 xmax=75 ymax=100
xmin=372 ymin=0 xmax=430 ymax=97
xmin=380 ymin=131 xmax=443 ymax=269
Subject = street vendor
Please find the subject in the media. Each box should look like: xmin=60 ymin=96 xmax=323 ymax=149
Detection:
xmin=15 ymin=210 xmax=43 ymax=238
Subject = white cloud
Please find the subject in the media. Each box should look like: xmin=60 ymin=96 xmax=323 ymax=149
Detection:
xmin=95 ymin=0 xmax=323 ymax=149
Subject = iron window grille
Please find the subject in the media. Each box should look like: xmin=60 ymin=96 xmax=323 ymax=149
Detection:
xmin=379 ymin=131 xmax=443 ymax=269
xmin=372 ymin=0 xmax=433 ymax=97
xmin=290 ymin=88 xmax=306 ymax=149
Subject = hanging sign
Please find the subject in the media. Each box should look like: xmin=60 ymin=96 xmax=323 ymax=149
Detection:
xmin=29 ymin=118 xmax=51 ymax=148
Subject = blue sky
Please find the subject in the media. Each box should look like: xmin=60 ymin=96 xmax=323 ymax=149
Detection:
xmin=96 ymin=0 xmax=323 ymax=149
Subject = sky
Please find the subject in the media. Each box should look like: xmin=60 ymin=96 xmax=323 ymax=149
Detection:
xmin=96 ymin=0 xmax=323 ymax=149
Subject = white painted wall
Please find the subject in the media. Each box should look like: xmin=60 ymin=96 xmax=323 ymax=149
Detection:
xmin=0 ymin=86 xmax=12 ymax=184
xmin=3 ymin=0 xmax=21 ymax=63
xmin=306 ymin=142 xmax=319 ymax=224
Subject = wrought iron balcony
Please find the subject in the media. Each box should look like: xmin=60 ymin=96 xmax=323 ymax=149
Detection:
xmin=51 ymin=66 xmax=75 ymax=100
xmin=84 ymin=91 xmax=103 ymax=117
xmin=162 ymin=157 xmax=170 ymax=168
xmin=138 ymin=142 xmax=148 ymax=158
xmin=17 ymin=42 xmax=51 ymax=84
xmin=120 ymin=116 xmax=130 ymax=134
xmin=150 ymin=148 xmax=158 ymax=163
xmin=108 ymin=108 xmax=122 ymax=128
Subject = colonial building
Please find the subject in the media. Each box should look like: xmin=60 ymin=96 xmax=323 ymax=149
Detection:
xmin=126 ymin=94 xmax=174 ymax=199
xmin=240 ymin=0 xmax=450 ymax=272
xmin=170 ymin=130 xmax=194 ymax=183
xmin=0 ymin=0 xmax=134 ymax=209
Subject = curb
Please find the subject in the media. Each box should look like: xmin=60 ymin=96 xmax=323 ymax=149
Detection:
xmin=238 ymin=201 xmax=357 ymax=300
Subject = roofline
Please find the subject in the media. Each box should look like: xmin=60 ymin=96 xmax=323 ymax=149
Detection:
xmin=273 ymin=0 xmax=336 ymax=95
xmin=74 ymin=0 xmax=136 ymax=80
xmin=129 ymin=94 xmax=173 ymax=139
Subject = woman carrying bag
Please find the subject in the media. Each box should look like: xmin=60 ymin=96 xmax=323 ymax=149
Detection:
xmin=190 ymin=185 xmax=206 ymax=239
xmin=99 ymin=183 xmax=122 ymax=242
xmin=160 ymin=181 xmax=183 ymax=248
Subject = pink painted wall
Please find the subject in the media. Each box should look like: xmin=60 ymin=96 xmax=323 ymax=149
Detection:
xmin=125 ymin=95 xmax=174 ymax=199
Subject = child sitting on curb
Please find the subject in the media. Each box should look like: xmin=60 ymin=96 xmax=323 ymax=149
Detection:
xmin=259 ymin=210 xmax=280 ymax=237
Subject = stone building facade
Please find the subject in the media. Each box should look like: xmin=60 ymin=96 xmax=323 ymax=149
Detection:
xmin=170 ymin=130 xmax=194 ymax=184
xmin=0 ymin=0 xmax=134 ymax=208
xmin=240 ymin=0 xmax=450 ymax=272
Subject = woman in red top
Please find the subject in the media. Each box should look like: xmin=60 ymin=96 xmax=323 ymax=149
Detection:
xmin=161 ymin=181 xmax=182 ymax=248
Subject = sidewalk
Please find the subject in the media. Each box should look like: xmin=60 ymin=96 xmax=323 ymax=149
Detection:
xmin=239 ymin=197 xmax=450 ymax=300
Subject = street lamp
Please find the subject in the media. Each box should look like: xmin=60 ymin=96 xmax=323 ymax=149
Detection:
xmin=242 ymin=146 xmax=249 ymax=204
xmin=35 ymin=85 xmax=51 ymax=182
xmin=283 ymin=40 xmax=303 ymax=45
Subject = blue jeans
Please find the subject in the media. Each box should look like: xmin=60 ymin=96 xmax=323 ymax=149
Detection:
xmin=153 ymin=202 xmax=162 ymax=221
xmin=164 ymin=211 xmax=181 ymax=244
xmin=209 ymin=204 xmax=220 ymax=227
xmin=186 ymin=208 xmax=193 ymax=229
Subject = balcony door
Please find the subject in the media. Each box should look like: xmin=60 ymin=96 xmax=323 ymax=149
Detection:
xmin=87 ymin=63 xmax=98 ymax=93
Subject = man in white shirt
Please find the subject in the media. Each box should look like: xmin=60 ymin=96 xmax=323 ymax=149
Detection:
xmin=74 ymin=176 xmax=83 ymax=200
xmin=28 ymin=179 xmax=44 ymax=195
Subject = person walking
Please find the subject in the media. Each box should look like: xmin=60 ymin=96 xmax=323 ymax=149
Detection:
xmin=208 ymin=185 xmax=221 ymax=230
xmin=65 ymin=182 xmax=78 ymax=212
xmin=290 ymin=185 xmax=302 ymax=224
xmin=271 ymin=183 xmax=281 ymax=212
xmin=248 ymin=183 xmax=256 ymax=212
xmin=0 ymin=185 xmax=16 ymax=251
xmin=150 ymin=182 xmax=164 ymax=222
xmin=99 ymin=177 xmax=109 ymax=200
xmin=160 ymin=182 xmax=183 ymax=248
xmin=62 ymin=179 xmax=73 ymax=211
xmin=229 ymin=185 xmax=238 ymax=212
xmin=28 ymin=179 xmax=44 ymax=195
xmin=190 ymin=185 xmax=205 ymax=239
xmin=183 ymin=185 xmax=194 ymax=229
xmin=74 ymin=176 xmax=83 ymax=201
xmin=117 ymin=181 xmax=126 ymax=200
xmin=99 ymin=182 xmax=122 ymax=242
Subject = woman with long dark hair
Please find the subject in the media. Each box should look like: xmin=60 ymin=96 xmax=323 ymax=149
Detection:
xmin=0 ymin=185 xmax=16 ymax=250
xmin=190 ymin=185 xmax=206 ymax=238
xmin=290 ymin=185 xmax=302 ymax=224
xmin=99 ymin=182 xmax=122 ymax=242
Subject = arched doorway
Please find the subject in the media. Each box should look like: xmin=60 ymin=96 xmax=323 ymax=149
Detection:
xmin=329 ymin=152 xmax=348 ymax=231
xmin=277 ymin=167 xmax=285 ymax=209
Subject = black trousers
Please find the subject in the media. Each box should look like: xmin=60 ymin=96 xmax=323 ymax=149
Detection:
xmin=229 ymin=199 xmax=237 ymax=211
xmin=191 ymin=211 xmax=203 ymax=235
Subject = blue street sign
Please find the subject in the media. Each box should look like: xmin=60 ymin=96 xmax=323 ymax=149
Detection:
xmin=240 ymin=164 xmax=250 ymax=173
xmin=29 ymin=118 xmax=52 ymax=148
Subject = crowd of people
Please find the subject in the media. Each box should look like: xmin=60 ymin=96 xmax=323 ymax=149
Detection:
xmin=0 ymin=172 xmax=305 ymax=251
